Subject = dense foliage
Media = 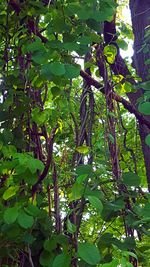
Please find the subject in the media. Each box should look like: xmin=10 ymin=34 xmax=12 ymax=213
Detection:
xmin=0 ymin=0 xmax=150 ymax=266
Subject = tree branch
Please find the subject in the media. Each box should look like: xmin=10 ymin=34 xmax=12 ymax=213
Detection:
xmin=80 ymin=70 xmax=150 ymax=129
xmin=32 ymin=125 xmax=58 ymax=195
xmin=9 ymin=0 xmax=21 ymax=15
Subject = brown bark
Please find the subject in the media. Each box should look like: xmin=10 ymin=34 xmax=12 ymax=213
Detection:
xmin=104 ymin=3 xmax=150 ymax=191
xmin=130 ymin=0 xmax=150 ymax=191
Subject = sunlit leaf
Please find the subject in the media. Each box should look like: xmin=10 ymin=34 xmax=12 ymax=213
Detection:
xmin=3 ymin=186 xmax=19 ymax=200
xmin=104 ymin=44 xmax=117 ymax=64
xmin=76 ymin=146 xmax=90 ymax=154
xmin=122 ymin=81 xmax=132 ymax=93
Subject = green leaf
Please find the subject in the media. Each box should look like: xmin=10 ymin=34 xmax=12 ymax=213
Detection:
xmin=63 ymin=42 xmax=80 ymax=52
xmin=76 ymin=146 xmax=90 ymax=154
xmin=67 ymin=219 xmax=76 ymax=234
xmin=65 ymin=64 xmax=81 ymax=79
xmin=123 ymin=251 xmax=138 ymax=260
xmin=23 ymin=233 xmax=35 ymax=244
xmin=76 ymin=174 xmax=88 ymax=184
xmin=112 ymin=238 xmax=126 ymax=250
xmin=108 ymin=133 xmax=114 ymax=144
xmin=41 ymin=62 xmax=66 ymax=78
xmin=123 ymin=237 xmax=136 ymax=250
xmin=40 ymin=251 xmax=54 ymax=266
xmin=93 ymin=5 xmax=116 ymax=22
xmin=120 ymin=257 xmax=128 ymax=267
xmin=133 ymin=217 xmax=150 ymax=225
xmin=48 ymin=62 xmax=66 ymax=76
xmin=44 ymin=237 xmax=57 ymax=252
xmin=137 ymin=203 xmax=150 ymax=218
xmin=41 ymin=64 xmax=54 ymax=80
xmin=117 ymin=39 xmax=128 ymax=50
xmin=18 ymin=210 xmax=34 ymax=229
xmin=52 ymin=253 xmax=71 ymax=267
xmin=25 ymin=37 xmax=44 ymax=53
xmin=3 ymin=186 xmax=19 ymax=200
xmin=76 ymin=164 xmax=92 ymax=176
xmin=13 ymin=153 xmax=44 ymax=173
xmin=122 ymin=172 xmax=141 ymax=186
xmin=136 ymin=80 xmax=150 ymax=90
xmin=24 ymin=204 xmax=40 ymax=217
xmin=56 ymin=234 xmax=69 ymax=247
xmin=101 ymin=202 xmax=118 ymax=222
xmin=86 ymin=19 xmax=101 ymax=31
xmin=32 ymin=51 xmax=48 ymax=64
xmin=28 ymin=158 xmax=44 ymax=173
xmin=78 ymin=36 xmax=92 ymax=45
xmin=101 ymin=259 xmax=119 ymax=267
xmin=51 ymin=86 xmax=61 ymax=99
xmin=138 ymin=102 xmax=150 ymax=115
xmin=112 ymin=236 xmax=136 ymax=251
xmin=110 ymin=198 xmax=125 ymax=211
xmin=98 ymin=233 xmax=113 ymax=247
xmin=4 ymin=207 xmax=18 ymax=224
xmin=126 ymin=263 xmax=134 ymax=267
xmin=89 ymin=33 xmax=101 ymax=44
xmin=145 ymin=134 xmax=150 ymax=147
xmin=78 ymin=243 xmax=101 ymax=265
xmin=31 ymin=107 xmax=47 ymax=125
xmin=144 ymin=91 xmax=150 ymax=99
xmin=2 ymin=145 xmax=17 ymax=158
xmin=145 ymin=59 xmax=150 ymax=65
xmin=0 ymin=141 xmax=3 ymax=150
xmin=69 ymin=183 xmax=84 ymax=201
xmin=88 ymin=196 xmax=103 ymax=213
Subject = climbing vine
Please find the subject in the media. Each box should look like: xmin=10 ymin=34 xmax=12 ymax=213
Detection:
xmin=0 ymin=1 xmax=150 ymax=266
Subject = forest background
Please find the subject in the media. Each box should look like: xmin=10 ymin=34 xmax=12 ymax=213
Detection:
xmin=0 ymin=0 xmax=150 ymax=266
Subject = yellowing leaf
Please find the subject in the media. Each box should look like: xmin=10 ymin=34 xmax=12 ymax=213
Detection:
xmin=3 ymin=186 xmax=19 ymax=200
xmin=122 ymin=81 xmax=132 ymax=93
xmin=112 ymin=74 xmax=124 ymax=83
xmin=104 ymin=44 xmax=117 ymax=64
xmin=76 ymin=146 xmax=90 ymax=154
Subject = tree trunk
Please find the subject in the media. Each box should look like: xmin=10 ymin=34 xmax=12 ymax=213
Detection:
xmin=130 ymin=0 xmax=150 ymax=190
